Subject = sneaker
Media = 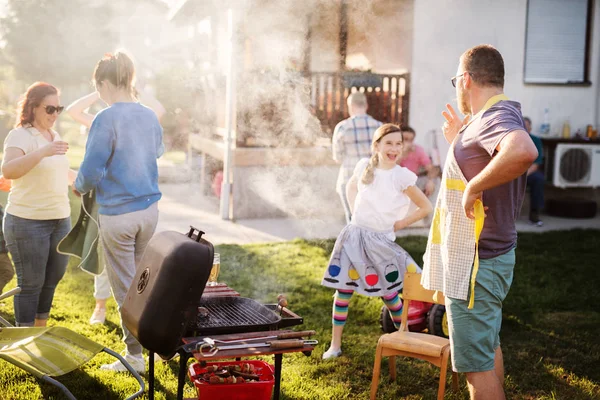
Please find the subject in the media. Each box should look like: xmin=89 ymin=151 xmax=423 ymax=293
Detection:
xmin=89 ymin=306 xmax=106 ymax=325
xmin=322 ymin=347 xmax=342 ymax=360
xmin=528 ymin=218 xmax=544 ymax=227
xmin=529 ymin=211 xmax=543 ymax=227
xmin=100 ymin=353 xmax=145 ymax=373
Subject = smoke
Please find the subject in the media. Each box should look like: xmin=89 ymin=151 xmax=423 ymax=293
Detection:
xmin=164 ymin=0 xmax=413 ymax=225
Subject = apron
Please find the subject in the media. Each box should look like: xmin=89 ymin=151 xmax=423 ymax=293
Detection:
xmin=422 ymin=94 xmax=508 ymax=308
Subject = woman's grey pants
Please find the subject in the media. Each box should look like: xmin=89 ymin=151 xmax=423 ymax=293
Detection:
xmin=99 ymin=203 xmax=158 ymax=356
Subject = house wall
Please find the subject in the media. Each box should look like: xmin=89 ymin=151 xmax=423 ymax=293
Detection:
xmin=410 ymin=0 xmax=600 ymax=166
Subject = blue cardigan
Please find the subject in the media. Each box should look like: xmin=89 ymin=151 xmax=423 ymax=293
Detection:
xmin=75 ymin=102 xmax=164 ymax=215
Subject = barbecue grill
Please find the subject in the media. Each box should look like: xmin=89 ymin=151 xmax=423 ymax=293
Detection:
xmin=153 ymin=296 xmax=305 ymax=400
xmin=121 ymin=227 xmax=308 ymax=400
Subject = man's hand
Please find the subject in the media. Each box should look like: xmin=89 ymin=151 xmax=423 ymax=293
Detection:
xmin=72 ymin=187 xmax=82 ymax=197
xmin=424 ymin=180 xmax=435 ymax=197
xmin=442 ymin=104 xmax=470 ymax=144
xmin=462 ymin=184 xmax=483 ymax=220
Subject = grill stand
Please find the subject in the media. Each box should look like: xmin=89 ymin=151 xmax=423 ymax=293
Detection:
xmin=147 ymin=332 xmax=314 ymax=400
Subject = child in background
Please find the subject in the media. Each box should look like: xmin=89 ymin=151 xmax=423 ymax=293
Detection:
xmin=321 ymin=124 xmax=433 ymax=359
xmin=65 ymin=76 xmax=165 ymax=325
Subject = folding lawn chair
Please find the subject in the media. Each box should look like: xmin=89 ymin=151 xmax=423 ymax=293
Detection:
xmin=0 ymin=287 xmax=144 ymax=400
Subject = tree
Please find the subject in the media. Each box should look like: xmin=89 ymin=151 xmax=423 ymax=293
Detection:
xmin=0 ymin=0 xmax=118 ymax=87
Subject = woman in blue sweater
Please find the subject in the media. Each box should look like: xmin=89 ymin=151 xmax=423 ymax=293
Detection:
xmin=74 ymin=51 xmax=163 ymax=373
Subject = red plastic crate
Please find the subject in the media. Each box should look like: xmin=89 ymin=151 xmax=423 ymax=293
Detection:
xmin=188 ymin=360 xmax=275 ymax=400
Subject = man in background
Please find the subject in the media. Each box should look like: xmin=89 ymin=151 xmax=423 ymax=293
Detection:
xmin=523 ymin=117 xmax=545 ymax=226
xmin=331 ymin=92 xmax=382 ymax=223
xmin=397 ymin=126 xmax=441 ymax=226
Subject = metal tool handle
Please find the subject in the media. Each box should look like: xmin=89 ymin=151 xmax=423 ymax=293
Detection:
xmin=268 ymin=339 xmax=318 ymax=349
xmin=198 ymin=342 xmax=219 ymax=357
xmin=268 ymin=339 xmax=304 ymax=349
xmin=277 ymin=330 xmax=316 ymax=340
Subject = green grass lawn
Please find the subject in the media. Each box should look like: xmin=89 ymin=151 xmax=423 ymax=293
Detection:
xmin=0 ymin=217 xmax=599 ymax=399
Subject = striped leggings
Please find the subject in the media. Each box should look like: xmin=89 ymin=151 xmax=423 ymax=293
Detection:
xmin=332 ymin=289 xmax=403 ymax=329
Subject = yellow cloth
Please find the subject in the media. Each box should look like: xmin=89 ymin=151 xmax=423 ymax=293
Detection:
xmin=443 ymin=179 xmax=485 ymax=308
xmin=3 ymin=127 xmax=70 ymax=220
xmin=447 ymin=93 xmax=507 ymax=308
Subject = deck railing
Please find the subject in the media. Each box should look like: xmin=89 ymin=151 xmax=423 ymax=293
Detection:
xmin=309 ymin=71 xmax=410 ymax=135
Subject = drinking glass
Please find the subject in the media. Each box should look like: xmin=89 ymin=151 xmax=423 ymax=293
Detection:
xmin=207 ymin=253 xmax=220 ymax=286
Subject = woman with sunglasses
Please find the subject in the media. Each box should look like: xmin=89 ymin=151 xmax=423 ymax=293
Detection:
xmin=73 ymin=51 xmax=163 ymax=373
xmin=1 ymin=82 xmax=75 ymax=327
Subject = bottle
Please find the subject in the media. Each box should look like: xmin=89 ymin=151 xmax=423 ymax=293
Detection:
xmin=540 ymin=108 xmax=550 ymax=135
xmin=562 ymin=120 xmax=571 ymax=139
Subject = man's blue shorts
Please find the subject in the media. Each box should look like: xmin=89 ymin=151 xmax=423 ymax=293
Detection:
xmin=446 ymin=248 xmax=515 ymax=373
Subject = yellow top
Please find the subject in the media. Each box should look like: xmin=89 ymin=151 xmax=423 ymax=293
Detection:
xmin=4 ymin=127 xmax=70 ymax=220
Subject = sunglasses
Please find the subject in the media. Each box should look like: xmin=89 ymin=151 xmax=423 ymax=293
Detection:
xmin=451 ymin=72 xmax=474 ymax=88
xmin=43 ymin=105 xmax=64 ymax=115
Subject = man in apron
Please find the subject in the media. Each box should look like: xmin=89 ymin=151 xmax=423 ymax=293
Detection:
xmin=421 ymin=45 xmax=539 ymax=400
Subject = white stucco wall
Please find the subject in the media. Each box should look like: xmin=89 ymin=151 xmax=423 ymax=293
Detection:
xmin=410 ymin=0 xmax=600 ymax=165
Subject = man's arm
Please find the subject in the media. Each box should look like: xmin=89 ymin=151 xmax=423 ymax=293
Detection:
xmin=462 ymin=130 xmax=538 ymax=218
xmin=331 ymin=125 xmax=345 ymax=163
xmin=346 ymin=173 xmax=358 ymax=213
xmin=527 ymin=135 xmax=544 ymax=176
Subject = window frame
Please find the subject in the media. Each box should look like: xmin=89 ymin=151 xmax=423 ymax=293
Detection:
xmin=523 ymin=0 xmax=594 ymax=86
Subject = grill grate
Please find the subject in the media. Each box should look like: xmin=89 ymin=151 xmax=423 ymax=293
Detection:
xmin=190 ymin=296 xmax=281 ymax=335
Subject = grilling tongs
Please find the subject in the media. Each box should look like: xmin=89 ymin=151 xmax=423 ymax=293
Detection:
xmin=184 ymin=330 xmax=317 ymax=357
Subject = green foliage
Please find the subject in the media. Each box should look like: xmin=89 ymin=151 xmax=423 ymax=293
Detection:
xmin=0 ymin=228 xmax=598 ymax=399
xmin=0 ymin=0 xmax=117 ymax=86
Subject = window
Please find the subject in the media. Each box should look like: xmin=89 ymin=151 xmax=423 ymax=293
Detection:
xmin=524 ymin=0 xmax=593 ymax=84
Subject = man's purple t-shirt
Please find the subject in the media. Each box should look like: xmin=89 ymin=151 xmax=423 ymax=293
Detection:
xmin=454 ymin=100 xmax=527 ymax=259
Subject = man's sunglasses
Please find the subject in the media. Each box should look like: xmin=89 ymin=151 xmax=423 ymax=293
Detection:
xmin=44 ymin=105 xmax=64 ymax=115
xmin=451 ymin=72 xmax=474 ymax=88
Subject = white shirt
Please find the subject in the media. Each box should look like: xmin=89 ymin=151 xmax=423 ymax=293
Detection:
xmin=4 ymin=126 xmax=70 ymax=220
xmin=351 ymin=158 xmax=417 ymax=237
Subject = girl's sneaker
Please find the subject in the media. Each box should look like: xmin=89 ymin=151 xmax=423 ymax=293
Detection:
xmin=322 ymin=347 xmax=342 ymax=360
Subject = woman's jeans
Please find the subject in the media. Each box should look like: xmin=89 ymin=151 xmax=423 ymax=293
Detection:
xmin=3 ymin=213 xmax=71 ymax=326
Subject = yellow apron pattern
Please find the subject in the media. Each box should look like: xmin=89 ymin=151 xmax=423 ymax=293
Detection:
xmin=422 ymin=94 xmax=507 ymax=307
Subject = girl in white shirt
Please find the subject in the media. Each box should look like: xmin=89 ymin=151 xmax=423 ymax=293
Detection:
xmin=321 ymin=124 xmax=433 ymax=359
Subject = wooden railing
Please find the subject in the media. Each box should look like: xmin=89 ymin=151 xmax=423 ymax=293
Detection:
xmin=187 ymin=70 xmax=410 ymax=147
xmin=310 ymin=72 xmax=410 ymax=135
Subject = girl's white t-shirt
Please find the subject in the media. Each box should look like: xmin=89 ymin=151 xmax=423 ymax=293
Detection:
xmin=3 ymin=126 xmax=70 ymax=220
xmin=351 ymin=158 xmax=417 ymax=235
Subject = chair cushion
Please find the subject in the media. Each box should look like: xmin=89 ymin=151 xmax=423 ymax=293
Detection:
xmin=379 ymin=331 xmax=450 ymax=358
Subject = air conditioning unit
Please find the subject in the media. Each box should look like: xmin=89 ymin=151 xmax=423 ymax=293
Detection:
xmin=552 ymin=143 xmax=600 ymax=188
